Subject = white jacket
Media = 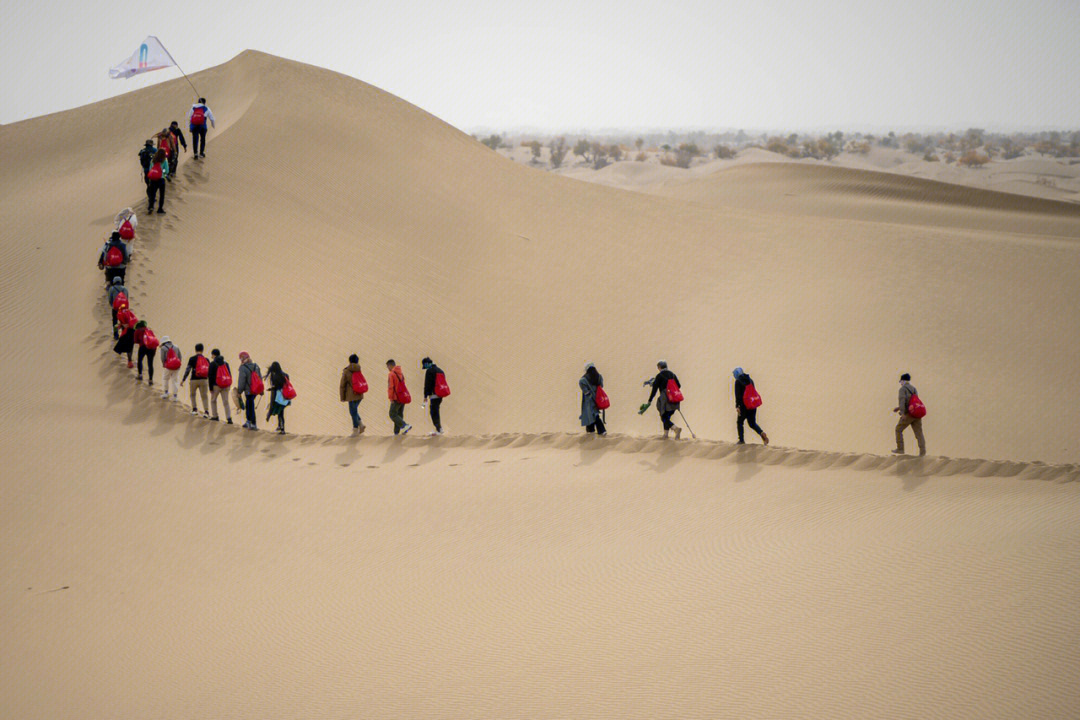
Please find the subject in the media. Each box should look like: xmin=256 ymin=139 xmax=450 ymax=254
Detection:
xmin=186 ymin=103 xmax=216 ymax=128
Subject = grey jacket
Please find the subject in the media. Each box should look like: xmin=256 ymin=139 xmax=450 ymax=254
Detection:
xmin=579 ymin=374 xmax=604 ymax=426
xmin=898 ymin=382 xmax=918 ymax=415
xmin=107 ymin=284 xmax=127 ymax=305
xmin=237 ymin=361 xmax=261 ymax=395
xmin=159 ymin=342 xmax=181 ymax=366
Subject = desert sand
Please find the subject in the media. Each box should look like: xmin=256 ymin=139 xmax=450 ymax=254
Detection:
xmin=2 ymin=51 xmax=1079 ymax=718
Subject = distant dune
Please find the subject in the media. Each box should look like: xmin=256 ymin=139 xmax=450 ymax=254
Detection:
xmin=2 ymin=51 xmax=1078 ymax=719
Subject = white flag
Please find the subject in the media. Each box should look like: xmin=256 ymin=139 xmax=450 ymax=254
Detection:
xmin=109 ymin=36 xmax=176 ymax=79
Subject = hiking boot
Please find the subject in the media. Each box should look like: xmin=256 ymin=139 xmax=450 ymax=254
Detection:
xmin=161 ymin=393 xmax=169 ymax=399
xmin=402 ymin=424 xmax=412 ymax=435
xmin=226 ymin=418 xmax=233 ymax=425
xmin=127 ymin=360 xmax=134 ymax=369
xmin=663 ymin=429 xmax=670 ymax=438
xmin=673 ymin=426 xmax=682 ymax=440
xmin=148 ymin=204 xmax=154 ymax=212
xmin=157 ymin=208 xmax=166 ymax=214
xmin=136 ymin=375 xmax=143 ymax=383
xmin=919 ymin=450 xmax=927 ymax=457
xmin=200 ymin=152 xmax=206 ymax=158
xmin=210 ymin=416 xmax=219 ymax=422
xmin=191 ymin=409 xmax=199 ymax=415
xmin=277 ymin=428 xmax=286 ymax=435
xmin=891 ymin=448 xmax=905 ymax=455
xmin=357 ymin=425 xmax=366 ymax=435
xmin=761 ymin=433 xmax=770 ymax=446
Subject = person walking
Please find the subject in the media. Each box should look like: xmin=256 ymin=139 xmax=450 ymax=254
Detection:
xmin=339 ymin=354 xmax=367 ymax=435
xmin=159 ymin=337 xmax=182 ymax=401
xmin=152 ymin=128 xmax=177 ymax=182
xmin=421 ymin=357 xmax=447 ymax=435
xmin=98 ymin=231 xmax=130 ymax=285
xmin=134 ymin=320 xmax=157 ymax=385
xmin=187 ymin=98 xmax=216 ymax=158
xmin=180 ymin=343 xmax=211 ymax=417
xmin=386 ymin=359 xmax=412 ymax=435
xmin=138 ymin=140 xmax=156 ymax=183
xmin=114 ymin=207 xmax=138 ymax=236
xmin=732 ymin=367 xmax=769 ymax=445
xmin=167 ymin=121 xmax=188 ymax=175
xmin=579 ymin=363 xmax=607 ymax=435
xmin=893 ymin=373 xmax=927 ymax=456
xmin=236 ymin=352 xmax=261 ymax=430
xmin=641 ymin=360 xmax=682 ymax=439
xmin=264 ymin=361 xmax=290 ymax=435
xmin=207 ymin=349 xmax=233 ymax=424
xmin=112 ymin=306 xmax=138 ymax=368
xmin=146 ymin=149 xmax=169 ymax=214
xmin=106 ymin=277 xmax=128 ymax=339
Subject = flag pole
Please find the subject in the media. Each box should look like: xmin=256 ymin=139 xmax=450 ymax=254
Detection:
xmin=153 ymin=36 xmax=200 ymax=99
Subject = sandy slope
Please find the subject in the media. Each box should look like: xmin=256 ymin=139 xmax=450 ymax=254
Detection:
xmin=2 ymin=51 xmax=1079 ymax=718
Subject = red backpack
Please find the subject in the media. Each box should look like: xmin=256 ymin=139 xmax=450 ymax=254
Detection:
xmin=116 ymin=307 xmax=136 ymax=328
xmin=351 ymin=371 xmax=368 ymax=394
xmin=281 ymin=379 xmax=297 ymax=400
xmin=249 ymin=371 xmax=265 ymax=396
xmin=105 ymin=245 xmax=124 ymax=267
xmin=907 ymin=394 xmax=927 ymax=418
xmin=164 ymin=346 xmax=181 ymax=370
xmin=216 ymin=364 xmax=233 ymax=388
xmin=665 ymin=378 xmax=684 ymax=403
xmin=194 ymin=355 xmax=209 ymax=378
xmin=118 ymin=220 xmax=135 ymax=240
xmin=191 ymin=107 xmax=206 ymax=126
xmin=594 ymin=385 xmax=610 ymax=410
xmin=142 ymin=328 xmax=160 ymax=350
xmin=742 ymin=383 xmax=763 ymax=410
xmin=112 ymin=291 xmax=128 ymax=311
xmin=434 ymin=372 xmax=451 ymax=398
xmin=395 ymin=376 xmax=412 ymax=404
xmin=147 ymin=163 xmax=163 ymax=181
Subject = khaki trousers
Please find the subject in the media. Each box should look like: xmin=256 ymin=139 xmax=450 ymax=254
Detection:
xmin=211 ymin=386 xmax=232 ymax=420
xmin=189 ymin=378 xmax=209 ymax=413
xmin=895 ymin=414 xmax=926 ymax=454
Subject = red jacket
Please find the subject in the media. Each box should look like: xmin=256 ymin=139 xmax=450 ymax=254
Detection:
xmin=387 ymin=366 xmax=407 ymax=402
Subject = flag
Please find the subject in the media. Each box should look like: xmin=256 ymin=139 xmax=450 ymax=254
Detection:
xmin=109 ymin=36 xmax=176 ymax=79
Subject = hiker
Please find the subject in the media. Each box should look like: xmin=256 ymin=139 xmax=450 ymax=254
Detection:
xmin=180 ymin=343 xmax=211 ymax=417
xmin=579 ymin=363 xmax=607 ymax=435
xmin=153 ymin=128 xmax=177 ymax=182
xmin=642 ymin=360 xmax=682 ymax=439
xmin=114 ymin=207 xmax=138 ymax=235
xmin=146 ymin=148 xmax=169 ymax=214
xmin=167 ymin=121 xmax=188 ymax=175
xmin=386 ymin=359 xmax=412 ymax=435
xmin=138 ymin=140 xmax=157 ymax=183
xmin=159 ymin=337 xmax=182 ymax=401
xmin=187 ymin=98 xmax=215 ymax=158
xmin=339 ymin=354 xmax=367 ymax=435
xmin=112 ymin=306 xmax=138 ymax=368
xmin=207 ymin=349 xmax=233 ymax=424
xmin=265 ymin=361 xmax=291 ymax=435
xmin=98 ymin=231 xmax=130 ymax=285
xmin=106 ymin=277 xmax=128 ymax=339
xmin=893 ymin=373 xmax=927 ymax=456
xmin=733 ymin=367 xmax=769 ymax=445
xmin=422 ymin=357 xmax=449 ymax=435
xmin=134 ymin=320 xmax=158 ymax=385
xmin=236 ymin=352 xmax=262 ymax=430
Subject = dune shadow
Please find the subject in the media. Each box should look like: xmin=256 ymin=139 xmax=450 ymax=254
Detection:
xmin=641 ymin=440 xmax=685 ymax=473
xmin=733 ymin=448 xmax=762 ymax=483
xmin=334 ymin=439 xmax=365 ymax=467
xmin=175 ymin=414 xmax=206 ymax=451
xmin=894 ymin=457 xmax=932 ymax=491
xmin=575 ymin=434 xmax=610 ymax=466
xmin=381 ymin=438 xmax=409 ymax=464
xmin=228 ymin=431 xmax=261 ymax=464
xmin=416 ymin=441 xmax=447 ymax=466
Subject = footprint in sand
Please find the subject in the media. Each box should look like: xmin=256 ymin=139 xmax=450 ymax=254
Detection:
xmin=408 ymin=463 xmax=419 ymax=467
xmin=307 ymin=462 xmax=316 ymax=466
xmin=484 ymin=459 xmax=500 ymax=464
xmin=366 ymin=465 xmax=379 ymax=469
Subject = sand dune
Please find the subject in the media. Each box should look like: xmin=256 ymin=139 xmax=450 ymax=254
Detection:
xmin=2 ymin=51 xmax=1079 ymax=718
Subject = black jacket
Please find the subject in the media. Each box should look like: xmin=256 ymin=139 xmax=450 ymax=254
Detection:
xmin=734 ymin=373 xmax=754 ymax=410
xmin=169 ymin=127 xmax=188 ymax=150
xmin=98 ymin=238 xmax=130 ymax=266
xmin=423 ymin=364 xmax=444 ymax=399
xmin=648 ymin=369 xmax=680 ymax=403
xmin=138 ymin=145 xmax=156 ymax=170
xmin=182 ymin=353 xmax=208 ymax=382
xmin=208 ymin=357 xmax=230 ymax=388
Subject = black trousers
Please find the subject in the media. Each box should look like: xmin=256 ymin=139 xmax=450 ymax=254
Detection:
xmin=586 ymin=416 xmax=606 ymax=434
xmin=111 ymin=307 xmax=119 ymax=339
xmin=660 ymin=410 xmax=675 ymax=430
xmin=245 ymin=394 xmax=257 ymax=427
xmin=137 ymin=345 xmax=155 ymax=382
xmin=737 ymin=408 xmax=765 ymax=442
xmin=147 ymin=179 xmax=165 ymax=209
xmin=429 ymin=397 xmax=443 ymax=432
xmin=104 ymin=267 xmax=126 ymax=285
xmin=192 ymin=127 xmax=207 ymax=155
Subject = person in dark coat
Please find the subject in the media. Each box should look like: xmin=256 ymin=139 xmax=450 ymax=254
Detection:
xmin=579 ymin=363 xmax=606 ymax=435
xmin=733 ymin=367 xmax=769 ymax=445
xmin=643 ymin=360 xmax=682 ymax=438
xmin=138 ymin=140 xmax=156 ymax=183
xmin=265 ymin=361 xmax=290 ymax=434
xmin=421 ymin=357 xmax=447 ymax=435
xmin=112 ymin=308 xmax=137 ymax=368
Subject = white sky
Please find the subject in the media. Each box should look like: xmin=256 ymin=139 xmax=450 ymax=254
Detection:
xmin=3 ymin=0 xmax=1078 ymax=130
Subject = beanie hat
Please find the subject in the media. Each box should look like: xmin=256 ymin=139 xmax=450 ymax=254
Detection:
xmin=239 ymin=351 xmax=250 ymax=361
xmin=112 ymin=276 xmax=122 ymax=284
xmin=733 ymin=367 xmax=744 ymax=379
xmin=145 ymin=140 xmax=153 ymax=146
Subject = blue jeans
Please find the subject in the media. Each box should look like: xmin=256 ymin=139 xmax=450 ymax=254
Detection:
xmin=245 ymin=394 xmax=257 ymax=427
xmin=348 ymin=400 xmax=362 ymax=428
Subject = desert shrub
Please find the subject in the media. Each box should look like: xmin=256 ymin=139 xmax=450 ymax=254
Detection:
xmin=526 ymin=140 xmax=542 ymax=163
xmin=573 ymin=138 xmax=590 ymax=163
xmin=714 ymin=144 xmax=735 ymax=159
xmin=607 ymin=144 xmax=623 ymax=162
xmin=957 ymin=150 xmax=990 ymax=167
xmin=481 ymin=134 xmax=503 ymax=151
xmin=635 ymin=137 xmax=644 ymax=151
xmin=590 ymin=142 xmax=609 ymax=169
xmin=549 ymin=137 xmax=568 ymax=168
xmin=660 ymin=144 xmax=671 ymax=151
xmin=635 ymin=151 xmax=647 ymax=162
xmin=766 ymin=137 xmax=790 ymax=155
xmin=852 ymin=141 xmax=872 ymax=154
xmin=677 ymin=143 xmax=701 ymax=157
xmin=923 ymin=151 xmax=939 ymax=162
xmin=660 ymin=150 xmax=693 ymax=168
xmin=943 ymin=151 xmax=956 ymax=163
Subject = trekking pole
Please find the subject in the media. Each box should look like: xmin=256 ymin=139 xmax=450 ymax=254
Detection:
xmin=677 ymin=409 xmax=697 ymax=439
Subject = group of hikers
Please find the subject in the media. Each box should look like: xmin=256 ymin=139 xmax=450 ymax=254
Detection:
xmin=97 ymin=96 xmax=931 ymax=453
xmin=136 ymin=98 xmax=215 ymax=214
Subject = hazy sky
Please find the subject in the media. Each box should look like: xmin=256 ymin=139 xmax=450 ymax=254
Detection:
xmin=3 ymin=0 xmax=1078 ymax=130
